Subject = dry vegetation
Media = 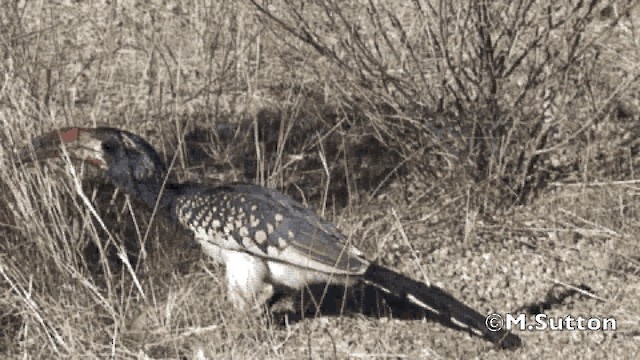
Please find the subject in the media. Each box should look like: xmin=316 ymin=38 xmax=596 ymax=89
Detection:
xmin=1 ymin=0 xmax=640 ymax=358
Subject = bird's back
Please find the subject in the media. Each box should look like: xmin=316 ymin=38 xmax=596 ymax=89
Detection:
xmin=172 ymin=183 xmax=369 ymax=275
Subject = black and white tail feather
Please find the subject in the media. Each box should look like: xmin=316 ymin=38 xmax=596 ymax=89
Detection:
xmin=364 ymin=263 xmax=521 ymax=349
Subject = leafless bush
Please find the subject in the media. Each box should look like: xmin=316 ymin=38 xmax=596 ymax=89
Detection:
xmin=250 ymin=0 xmax=637 ymax=206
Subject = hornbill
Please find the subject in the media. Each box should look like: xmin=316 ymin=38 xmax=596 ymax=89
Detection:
xmin=19 ymin=127 xmax=521 ymax=349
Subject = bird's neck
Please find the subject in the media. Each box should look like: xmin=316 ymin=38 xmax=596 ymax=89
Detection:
xmin=123 ymin=176 xmax=179 ymax=213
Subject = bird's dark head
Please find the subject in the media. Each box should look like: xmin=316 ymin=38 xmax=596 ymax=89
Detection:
xmin=20 ymin=127 xmax=168 ymax=192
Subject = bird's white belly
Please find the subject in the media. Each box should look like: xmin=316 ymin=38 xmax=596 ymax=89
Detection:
xmin=266 ymin=260 xmax=360 ymax=290
xmin=195 ymin=230 xmax=242 ymax=264
xmin=198 ymin=238 xmax=225 ymax=263
xmin=196 ymin=234 xmax=360 ymax=291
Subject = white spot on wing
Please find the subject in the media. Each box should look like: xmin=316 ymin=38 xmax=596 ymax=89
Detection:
xmin=255 ymin=230 xmax=267 ymax=244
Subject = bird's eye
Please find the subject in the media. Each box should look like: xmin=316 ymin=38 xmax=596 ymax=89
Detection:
xmin=102 ymin=140 xmax=117 ymax=153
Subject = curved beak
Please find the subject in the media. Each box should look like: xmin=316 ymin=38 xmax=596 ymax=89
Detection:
xmin=19 ymin=127 xmax=107 ymax=169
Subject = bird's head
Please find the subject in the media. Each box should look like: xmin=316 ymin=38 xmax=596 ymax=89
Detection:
xmin=20 ymin=127 xmax=168 ymax=191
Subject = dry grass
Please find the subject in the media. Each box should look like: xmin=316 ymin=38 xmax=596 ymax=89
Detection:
xmin=1 ymin=0 xmax=640 ymax=358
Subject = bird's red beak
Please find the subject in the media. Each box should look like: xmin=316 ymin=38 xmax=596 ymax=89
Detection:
xmin=19 ymin=127 xmax=107 ymax=169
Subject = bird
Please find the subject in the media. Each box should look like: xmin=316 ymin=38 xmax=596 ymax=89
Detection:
xmin=19 ymin=126 xmax=522 ymax=349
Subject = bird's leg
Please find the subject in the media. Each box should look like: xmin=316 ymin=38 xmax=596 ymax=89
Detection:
xmin=223 ymin=251 xmax=274 ymax=311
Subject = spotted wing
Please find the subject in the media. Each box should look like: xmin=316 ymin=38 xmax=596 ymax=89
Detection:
xmin=174 ymin=183 xmax=368 ymax=275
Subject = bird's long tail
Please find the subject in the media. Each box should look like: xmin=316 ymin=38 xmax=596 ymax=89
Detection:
xmin=363 ymin=263 xmax=521 ymax=349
